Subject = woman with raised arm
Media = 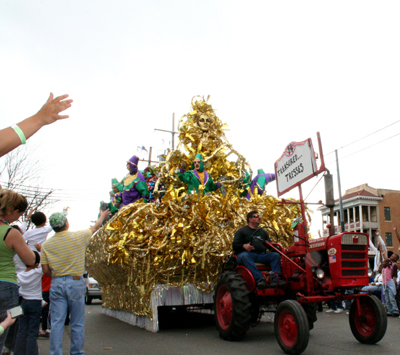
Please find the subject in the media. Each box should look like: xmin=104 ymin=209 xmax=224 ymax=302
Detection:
xmin=0 ymin=93 xmax=72 ymax=157
xmin=0 ymin=189 xmax=40 ymax=352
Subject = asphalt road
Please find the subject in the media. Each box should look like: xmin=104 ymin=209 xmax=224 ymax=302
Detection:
xmin=37 ymin=301 xmax=400 ymax=355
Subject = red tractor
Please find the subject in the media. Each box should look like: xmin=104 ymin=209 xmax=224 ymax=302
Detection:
xmin=213 ymin=217 xmax=387 ymax=354
xmin=214 ymin=134 xmax=387 ymax=354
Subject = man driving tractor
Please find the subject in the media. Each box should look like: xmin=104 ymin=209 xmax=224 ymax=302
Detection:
xmin=233 ymin=211 xmax=284 ymax=289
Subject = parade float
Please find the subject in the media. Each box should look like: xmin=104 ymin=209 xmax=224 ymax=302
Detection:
xmin=85 ymin=96 xmax=304 ymax=332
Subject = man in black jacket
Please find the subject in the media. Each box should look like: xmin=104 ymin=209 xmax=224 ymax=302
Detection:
xmin=233 ymin=211 xmax=282 ymax=289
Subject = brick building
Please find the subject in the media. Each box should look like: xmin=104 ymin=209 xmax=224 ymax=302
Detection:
xmin=318 ymin=183 xmax=400 ymax=253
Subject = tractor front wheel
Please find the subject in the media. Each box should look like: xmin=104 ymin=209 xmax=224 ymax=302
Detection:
xmin=349 ymin=295 xmax=387 ymax=344
xmin=214 ymin=271 xmax=251 ymax=341
xmin=274 ymin=300 xmax=309 ymax=355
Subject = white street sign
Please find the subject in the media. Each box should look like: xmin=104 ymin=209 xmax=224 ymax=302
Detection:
xmin=275 ymin=138 xmax=317 ymax=196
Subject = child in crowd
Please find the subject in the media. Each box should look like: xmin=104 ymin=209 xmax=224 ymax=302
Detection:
xmin=382 ymin=255 xmax=399 ymax=317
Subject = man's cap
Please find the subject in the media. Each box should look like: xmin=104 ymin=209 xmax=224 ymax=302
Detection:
xmin=195 ymin=153 xmax=203 ymax=160
xmin=49 ymin=211 xmax=67 ymax=229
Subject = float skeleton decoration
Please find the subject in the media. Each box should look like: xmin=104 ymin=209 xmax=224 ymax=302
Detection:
xmin=198 ymin=113 xmax=213 ymax=132
xmin=86 ymin=96 xmax=306 ymax=318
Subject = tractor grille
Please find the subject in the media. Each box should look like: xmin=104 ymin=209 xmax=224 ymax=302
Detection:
xmin=342 ymin=253 xmax=365 ymax=260
xmin=341 ymin=234 xmax=367 ymax=245
xmin=342 ymin=270 xmax=365 ymax=277
xmin=342 ymin=261 xmax=365 ymax=268
xmin=342 ymin=245 xmax=365 ymax=251
xmin=341 ymin=234 xmax=368 ymax=277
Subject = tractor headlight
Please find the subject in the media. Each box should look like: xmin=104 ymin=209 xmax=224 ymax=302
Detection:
xmin=315 ymin=268 xmax=325 ymax=279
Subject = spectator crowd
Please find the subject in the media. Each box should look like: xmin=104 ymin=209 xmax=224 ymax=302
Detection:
xmin=0 ymin=93 xmax=108 ymax=355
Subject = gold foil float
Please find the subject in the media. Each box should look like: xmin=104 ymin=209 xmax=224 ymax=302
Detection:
xmin=86 ymin=96 xmax=307 ymax=318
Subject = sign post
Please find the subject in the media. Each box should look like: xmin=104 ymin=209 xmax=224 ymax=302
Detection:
xmin=274 ymin=132 xmax=326 ymax=294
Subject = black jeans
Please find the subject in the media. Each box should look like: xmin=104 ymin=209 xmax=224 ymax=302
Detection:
xmin=14 ymin=298 xmax=42 ymax=355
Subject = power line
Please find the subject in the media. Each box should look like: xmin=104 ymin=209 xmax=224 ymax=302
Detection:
xmin=0 ymin=186 xmax=106 ymax=203
xmin=325 ymin=120 xmax=400 ymax=156
xmin=0 ymin=180 xmax=105 ymax=193
xmin=0 ymin=181 xmax=105 ymax=197
xmin=326 ymin=131 xmax=400 ymax=165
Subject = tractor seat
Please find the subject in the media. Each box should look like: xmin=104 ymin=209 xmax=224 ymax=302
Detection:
xmin=255 ymin=263 xmax=271 ymax=270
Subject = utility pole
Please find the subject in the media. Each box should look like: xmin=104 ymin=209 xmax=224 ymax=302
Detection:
xmin=335 ymin=150 xmax=345 ymax=232
xmin=154 ymin=113 xmax=178 ymax=151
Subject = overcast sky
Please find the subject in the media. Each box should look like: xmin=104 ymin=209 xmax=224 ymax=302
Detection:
xmin=1 ymin=1 xmax=399 ymax=236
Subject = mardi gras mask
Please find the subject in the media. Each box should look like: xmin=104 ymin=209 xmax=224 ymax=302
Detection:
xmin=198 ymin=113 xmax=212 ymax=131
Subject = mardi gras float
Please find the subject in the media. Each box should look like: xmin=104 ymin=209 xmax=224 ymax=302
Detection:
xmin=86 ymin=96 xmax=308 ymax=332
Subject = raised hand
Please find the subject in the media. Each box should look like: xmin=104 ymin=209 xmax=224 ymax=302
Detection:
xmin=36 ymin=93 xmax=73 ymax=125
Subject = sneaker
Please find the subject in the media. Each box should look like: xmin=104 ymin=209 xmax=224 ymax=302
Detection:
xmin=38 ymin=332 xmax=49 ymax=338
xmin=334 ymin=308 xmax=344 ymax=314
xmin=268 ymin=278 xmax=287 ymax=288
xmin=257 ymin=280 xmax=267 ymax=289
xmin=346 ymin=311 xmax=349 ymax=315
xmin=325 ymin=309 xmax=335 ymax=313
xmin=41 ymin=300 xmax=48 ymax=308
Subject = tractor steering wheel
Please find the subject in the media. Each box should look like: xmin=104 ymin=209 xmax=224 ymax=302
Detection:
xmin=260 ymin=225 xmax=278 ymax=240
xmin=250 ymin=224 xmax=278 ymax=246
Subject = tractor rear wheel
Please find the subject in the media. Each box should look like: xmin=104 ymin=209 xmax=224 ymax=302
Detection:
xmin=214 ymin=271 xmax=251 ymax=341
xmin=274 ymin=300 xmax=309 ymax=355
xmin=349 ymin=295 xmax=387 ymax=344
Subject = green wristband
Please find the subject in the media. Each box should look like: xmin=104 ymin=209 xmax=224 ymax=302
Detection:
xmin=0 ymin=325 xmax=4 ymax=335
xmin=12 ymin=125 xmax=26 ymax=144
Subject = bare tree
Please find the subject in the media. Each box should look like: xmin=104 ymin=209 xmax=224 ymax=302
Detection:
xmin=0 ymin=144 xmax=59 ymax=229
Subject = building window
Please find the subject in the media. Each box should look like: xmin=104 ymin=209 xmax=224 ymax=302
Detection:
xmin=384 ymin=207 xmax=391 ymax=221
xmin=336 ymin=211 xmax=340 ymax=225
xmin=362 ymin=206 xmax=369 ymax=222
xmin=349 ymin=209 xmax=354 ymax=223
xmin=386 ymin=232 xmax=393 ymax=247
xmin=371 ymin=206 xmax=377 ymax=222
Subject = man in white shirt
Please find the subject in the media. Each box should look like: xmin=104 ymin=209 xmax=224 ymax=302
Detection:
xmin=369 ymin=230 xmax=387 ymax=272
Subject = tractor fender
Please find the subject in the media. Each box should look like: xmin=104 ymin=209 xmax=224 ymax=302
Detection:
xmin=235 ymin=266 xmax=256 ymax=291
